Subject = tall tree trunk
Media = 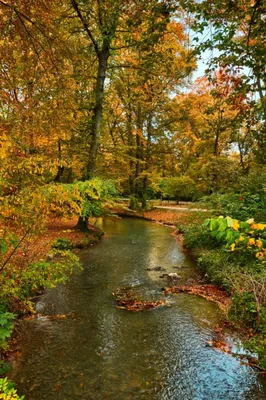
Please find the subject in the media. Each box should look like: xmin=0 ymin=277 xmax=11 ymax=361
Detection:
xmin=127 ymin=111 xmax=135 ymax=193
xmin=135 ymin=102 xmax=143 ymax=199
xmin=87 ymin=45 xmax=110 ymax=177
xmin=142 ymin=113 xmax=152 ymax=208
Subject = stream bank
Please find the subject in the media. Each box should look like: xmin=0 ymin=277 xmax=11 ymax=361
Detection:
xmin=8 ymin=217 xmax=266 ymax=399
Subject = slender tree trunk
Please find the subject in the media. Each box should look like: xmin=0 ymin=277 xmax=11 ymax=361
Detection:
xmin=256 ymin=76 xmax=266 ymax=120
xmin=142 ymin=113 xmax=152 ymax=208
xmin=87 ymin=45 xmax=110 ymax=177
xmin=127 ymin=111 xmax=135 ymax=193
xmin=54 ymin=139 xmax=64 ymax=182
xmin=135 ymin=102 xmax=143 ymax=199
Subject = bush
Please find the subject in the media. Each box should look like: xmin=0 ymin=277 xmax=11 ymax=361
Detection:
xmin=182 ymin=223 xmax=221 ymax=250
xmin=160 ymin=176 xmax=197 ymax=202
xmin=129 ymin=195 xmax=139 ymax=210
xmin=201 ymin=192 xmax=266 ymax=222
xmin=197 ymin=250 xmax=233 ymax=290
xmin=0 ymin=377 xmax=24 ymax=400
xmin=0 ymin=250 xmax=82 ymax=309
xmin=0 ymin=308 xmax=15 ymax=350
xmin=52 ymin=238 xmax=73 ymax=250
xmin=185 ymin=213 xmax=266 ymax=368
xmin=229 ymin=292 xmax=258 ymax=327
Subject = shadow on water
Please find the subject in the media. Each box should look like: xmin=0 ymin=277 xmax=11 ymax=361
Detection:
xmin=10 ymin=217 xmax=266 ymax=399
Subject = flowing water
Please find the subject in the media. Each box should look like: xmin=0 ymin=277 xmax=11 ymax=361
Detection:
xmin=10 ymin=217 xmax=266 ymax=399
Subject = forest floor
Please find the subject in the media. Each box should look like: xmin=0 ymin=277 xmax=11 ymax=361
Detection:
xmin=111 ymin=205 xmax=210 ymax=227
xmin=6 ymin=218 xmax=103 ymax=279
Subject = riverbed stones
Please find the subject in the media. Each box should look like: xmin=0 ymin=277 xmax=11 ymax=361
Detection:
xmin=159 ymin=273 xmax=181 ymax=282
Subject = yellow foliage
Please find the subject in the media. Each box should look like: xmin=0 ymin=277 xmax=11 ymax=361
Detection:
xmin=256 ymin=239 xmax=263 ymax=248
xmin=246 ymin=218 xmax=254 ymax=224
xmin=256 ymin=252 xmax=264 ymax=260
xmin=230 ymin=243 xmax=236 ymax=251
xmin=248 ymin=238 xmax=255 ymax=246
xmin=232 ymin=220 xmax=240 ymax=231
xmin=251 ymin=223 xmax=266 ymax=231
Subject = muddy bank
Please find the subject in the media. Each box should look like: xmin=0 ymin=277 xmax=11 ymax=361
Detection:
xmin=163 ymin=284 xmax=232 ymax=313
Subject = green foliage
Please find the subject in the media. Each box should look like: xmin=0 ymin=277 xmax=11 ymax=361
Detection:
xmin=202 ymin=192 xmax=266 ymax=221
xmin=52 ymin=238 xmax=74 ymax=250
xmin=186 ymin=212 xmax=266 ymax=367
xmin=182 ymin=223 xmax=220 ymax=250
xmin=160 ymin=176 xmax=196 ymax=202
xmin=203 ymin=216 xmax=266 ymax=262
xmin=0 ymin=377 xmax=24 ymax=400
xmin=0 ymin=360 xmax=11 ymax=376
xmin=0 ymin=308 xmax=15 ymax=350
xmin=229 ymin=292 xmax=258 ymax=327
xmin=246 ymin=333 xmax=266 ymax=370
xmin=44 ymin=178 xmax=118 ymax=219
xmin=188 ymin=156 xmax=240 ymax=196
xmin=129 ymin=195 xmax=139 ymax=210
xmin=197 ymin=250 xmax=233 ymax=290
xmin=0 ymin=250 xmax=82 ymax=308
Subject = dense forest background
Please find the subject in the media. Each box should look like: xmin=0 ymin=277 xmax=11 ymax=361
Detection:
xmin=1 ymin=0 xmax=265 ymax=210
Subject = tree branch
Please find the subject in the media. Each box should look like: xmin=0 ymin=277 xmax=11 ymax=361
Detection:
xmin=0 ymin=229 xmax=30 ymax=273
xmin=0 ymin=0 xmax=52 ymax=40
xmin=71 ymin=0 xmax=99 ymax=56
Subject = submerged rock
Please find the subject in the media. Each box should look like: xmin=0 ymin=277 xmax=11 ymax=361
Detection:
xmin=146 ymin=266 xmax=165 ymax=271
xmin=159 ymin=273 xmax=181 ymax=281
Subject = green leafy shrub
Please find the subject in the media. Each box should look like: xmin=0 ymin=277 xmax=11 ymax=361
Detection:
xmin=182 ymin=223 xmax=220 ymax=250
xmin=202 ymin=192 xmax=266 ymax=221
xmin=246 ymin=332 xmax=266 ymax=370
xmin=0 ymin=377 xmax=24 ymax=400
xmin=197 ymin=250 xmax=234 ymax=290
xmin=160 ymin=176 xmax=197 ymax=202
xmin=0 ymin=360 xmax=11 ymax=376
xmin=52 ymin=238 xmax=73 ymax=250
xmin=0 ymin=309 xmax=15 ymax=350
xmin=0 ymin=250 xmax=82 ymax=308
xmin=129 ymin=195 xmax=139 ymax=210
xmin=229 ymin=292 xmax=258 ymax=327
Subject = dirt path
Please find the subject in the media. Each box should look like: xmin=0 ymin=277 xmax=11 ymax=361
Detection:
xmin=154 ymin=206 xmax=208 ymax=212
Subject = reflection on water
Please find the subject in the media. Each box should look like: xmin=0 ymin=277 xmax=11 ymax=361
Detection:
xmin=10 ymin=217 xmax=266 ymax=399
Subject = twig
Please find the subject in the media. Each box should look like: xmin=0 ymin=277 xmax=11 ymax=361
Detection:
xmin=0 ymin=229 xmax=30 ymax=272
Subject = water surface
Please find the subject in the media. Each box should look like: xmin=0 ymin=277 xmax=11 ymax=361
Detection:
xmin=10 ymin=217 xmax=266 ymax=399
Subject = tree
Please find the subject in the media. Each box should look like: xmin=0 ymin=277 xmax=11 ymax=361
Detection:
xmin=96 ymin=18 xmax=195 ymax=205
xmin=70 ymin=0 xmax=176 ymax=177
xmin=181 ymin=0 xmax=266 ymax=120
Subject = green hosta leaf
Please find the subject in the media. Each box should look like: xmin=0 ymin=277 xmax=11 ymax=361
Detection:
xmin=216 ymin=231 xmax=227 ymax=240
xmin=226 ymin=216 xmax=234 ymax=228
xmin=217 ymin=218 xmax=227 ymax=231
xmin=210 ymin=219 xmax=219 ymax=231
xmin=202 ymin=218 xmax=210 ymax=228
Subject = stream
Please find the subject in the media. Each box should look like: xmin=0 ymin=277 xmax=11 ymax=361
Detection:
xmin=10 ymin=217 xmax=266 ymax=399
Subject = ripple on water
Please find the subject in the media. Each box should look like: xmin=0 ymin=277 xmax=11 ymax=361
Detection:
xmin=10 ymin=217 xmax=266 ymax=400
